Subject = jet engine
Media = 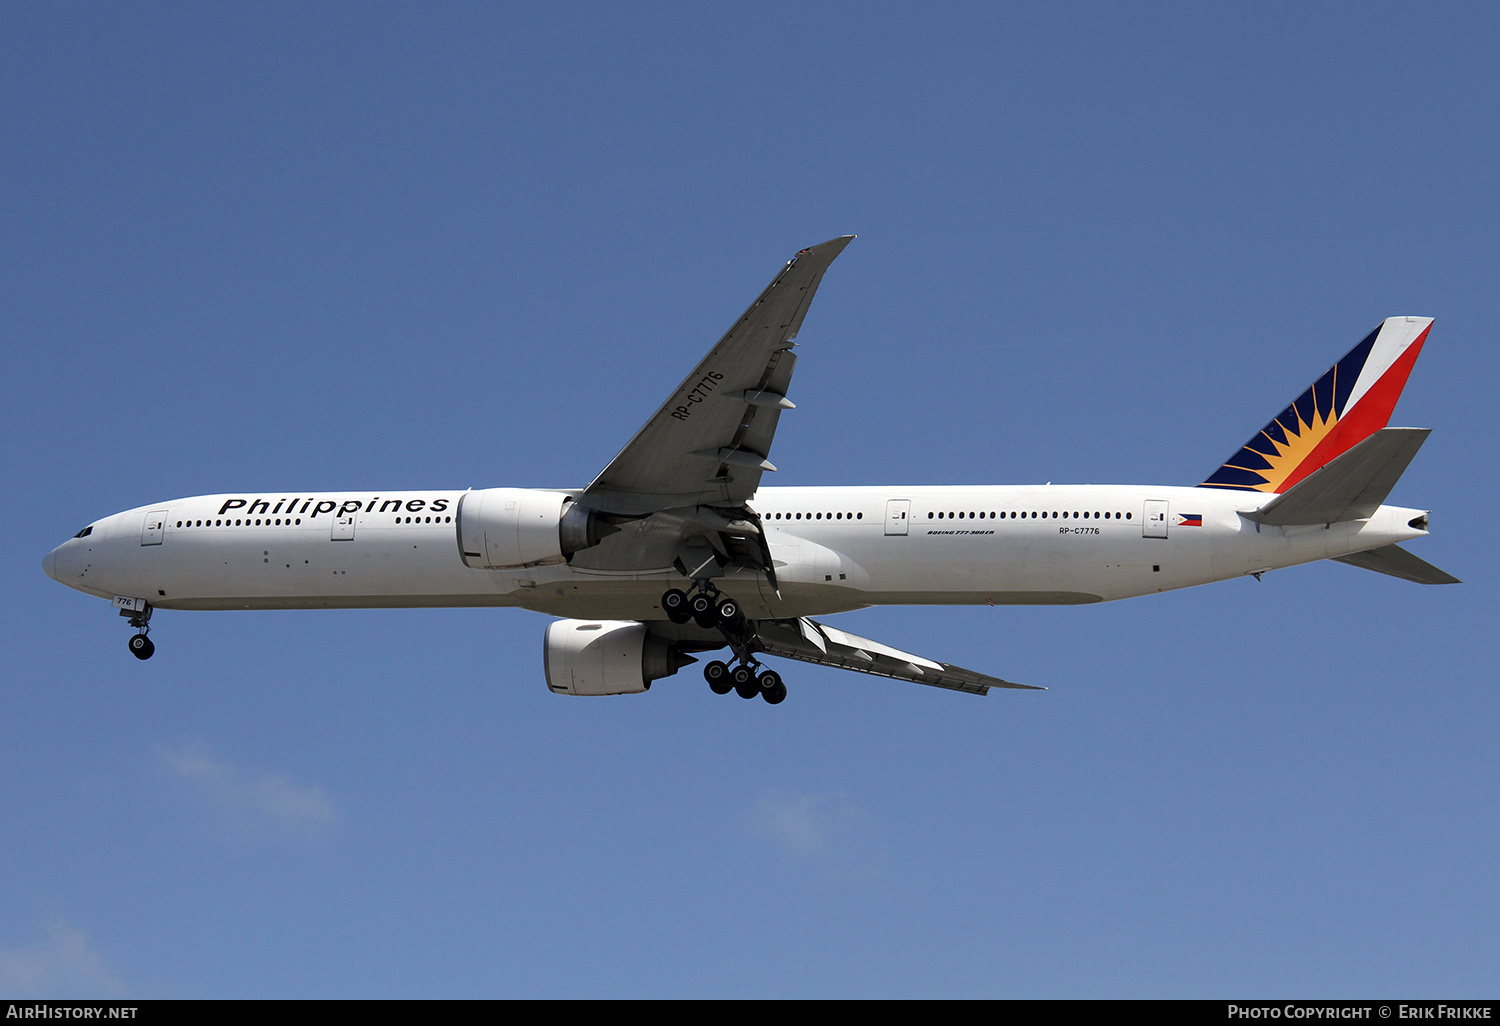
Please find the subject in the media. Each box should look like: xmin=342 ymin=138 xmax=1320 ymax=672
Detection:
xmin=456 ymin=488 xmax=615 ymax=569
xmin=543 ymin=619 xmax=696 ymax=696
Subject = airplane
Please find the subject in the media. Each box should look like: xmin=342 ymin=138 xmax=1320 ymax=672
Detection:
xmin=42 ymin=236 xmax=1458 ymax=704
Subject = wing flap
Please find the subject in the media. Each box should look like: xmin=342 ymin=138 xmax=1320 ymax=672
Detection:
xmin=753 ymin=617 xmax=1043 ymax=696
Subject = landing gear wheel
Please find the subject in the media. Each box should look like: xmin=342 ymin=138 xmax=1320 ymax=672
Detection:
xmin=732 ymin=664 xmax=758 ymax=699
xmin=662 ymin=589 xmax=690 ymax=624
xmin=762 ymin=681 xmax=787 ymax=705
xmin=128 ymin=634 xmax=155 ymax=660
xmin=715 ymin=597 xmax=742 ymax=626
xmin=756 ymin=669 xmax=781 ymax=692
xmin=689 ymin=591 xmax=717 ymax=629
xmin=704 ymin=660 xmax=732 ymax=695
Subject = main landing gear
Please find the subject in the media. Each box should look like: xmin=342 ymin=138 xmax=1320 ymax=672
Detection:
xmin=661 ymin=585 xmax=742 ymax=630
xmin=701 ymin=660 xmax=786 ymax=704
xmin=661 ymin=582 xmax=787 ymax=705
xmin=123 ymin=602 xmax=155 ymax=660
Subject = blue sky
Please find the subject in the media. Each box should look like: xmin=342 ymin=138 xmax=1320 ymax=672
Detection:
xmin=4 ymin=3 xmax=1496 ymax=997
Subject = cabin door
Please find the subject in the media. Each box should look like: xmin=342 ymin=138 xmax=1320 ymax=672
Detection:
xmin=884 ymin=499 xmax=910 ymax=536
xmin=141 ymin=510 xmax=168 ymax=545
xmin=1143 ymin=499 xmax=1169 ymax=538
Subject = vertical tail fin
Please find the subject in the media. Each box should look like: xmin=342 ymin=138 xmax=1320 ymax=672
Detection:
xmin=1200 ymin=317 xmax=1433 ymax=493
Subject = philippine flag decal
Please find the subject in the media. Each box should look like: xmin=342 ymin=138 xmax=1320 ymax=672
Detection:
xmin=1178 ymin=513 xmax=1203 ymax=527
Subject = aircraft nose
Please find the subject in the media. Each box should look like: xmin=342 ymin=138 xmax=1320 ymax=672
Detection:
xmin=43 ymin=547 xmax=59 ymax=582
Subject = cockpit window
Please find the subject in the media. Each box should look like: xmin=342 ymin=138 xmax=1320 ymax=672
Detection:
xmin=73 ymin=525 xmax=93 ymax=538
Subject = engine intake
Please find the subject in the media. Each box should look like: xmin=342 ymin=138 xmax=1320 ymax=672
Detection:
xmin=456 ymin=488 xmax=615 ymax=569
xmin=543 ymin=619 xmax=696 ymax=696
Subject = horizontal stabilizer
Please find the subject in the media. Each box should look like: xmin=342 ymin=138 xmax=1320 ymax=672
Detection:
xmin=753 ymin=617 xmax=1042 ymax=695
xmin=1333 ymin=545 xmax=1460 ymax=585
xmin=1245 ymin=427 xmax=1429 ymax=526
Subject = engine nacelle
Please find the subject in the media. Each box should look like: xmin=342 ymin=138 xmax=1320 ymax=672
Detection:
xmin=543 ymin=619 xmax=695 ymax=696
xmin=456 ymin=488 xmax=614 ymax=569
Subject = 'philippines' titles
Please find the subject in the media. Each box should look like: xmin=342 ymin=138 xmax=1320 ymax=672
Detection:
xmin=215 ymin=496 xmax=453 ymax=518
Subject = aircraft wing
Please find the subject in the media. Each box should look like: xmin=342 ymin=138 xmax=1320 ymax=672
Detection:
xmin=752 ymin=617 xmax=1043 ymax=696
xmin=582 ymin=236 xmax=854 ymax=515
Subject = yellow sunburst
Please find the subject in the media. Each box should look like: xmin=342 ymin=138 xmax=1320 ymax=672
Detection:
xmin=1232 ymin=404 xmax=1337 ymax=493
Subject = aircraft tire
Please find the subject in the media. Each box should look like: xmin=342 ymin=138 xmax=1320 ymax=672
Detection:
xmin=732 ymin=664 xmax=758 ymax=698
xmin=129 ymin=634 xmax=155 ymax=660
xmin=704 ymin=660 xmax=732 ymax=694
xmin=762 ymin=681 xmax=787 ymax=705
xmin=662 ymin=589 xmax=688 ymax=617
xmin=715 ymin=598 xmax=741 ymax=626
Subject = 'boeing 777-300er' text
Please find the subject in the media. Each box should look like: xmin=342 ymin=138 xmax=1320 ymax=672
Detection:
xmin=44 ymin=237 xmax=1457 ymax=704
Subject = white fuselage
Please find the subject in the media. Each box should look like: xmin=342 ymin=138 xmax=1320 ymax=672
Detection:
xmin=45 ymin=485 xmax=1429 ymax=621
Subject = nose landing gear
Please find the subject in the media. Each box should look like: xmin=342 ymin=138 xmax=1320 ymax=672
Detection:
xmin=122 ymin=601 xmax=155 ymax=660
xmin=128 ymin=633 xmax=155 ymax=660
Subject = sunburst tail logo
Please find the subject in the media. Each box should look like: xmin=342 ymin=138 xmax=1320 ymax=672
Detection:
xmin=1200 ymin=317 xmax=1432 ymax=494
